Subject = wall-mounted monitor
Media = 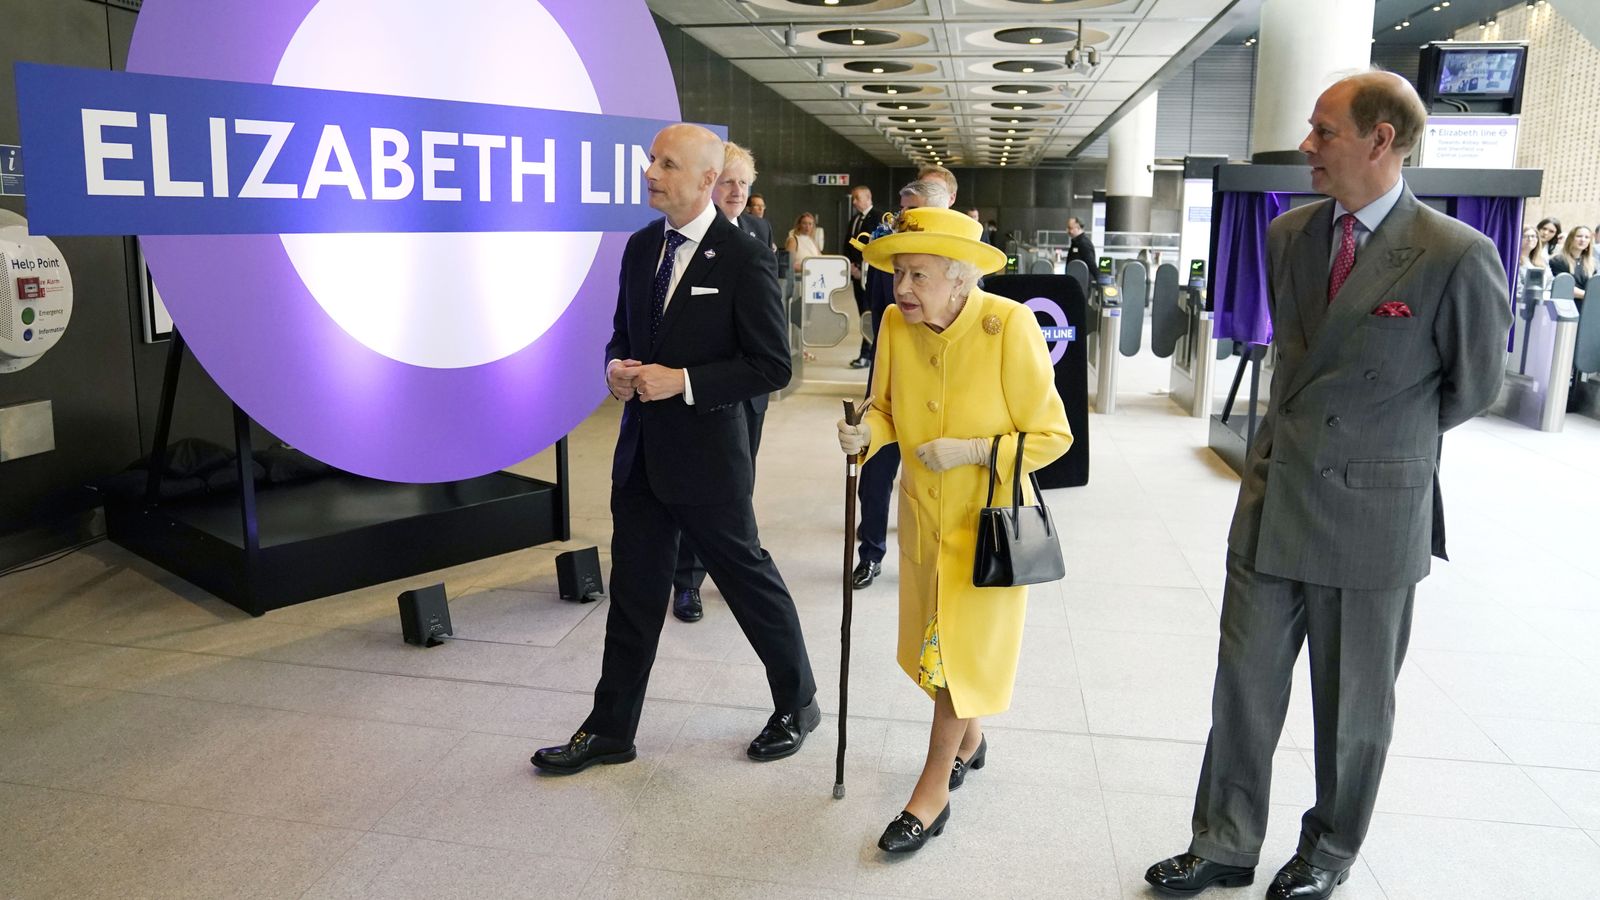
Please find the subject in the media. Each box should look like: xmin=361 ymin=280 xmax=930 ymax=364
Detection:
xmin=1420 ymin=42 xmax=1527 ymax=114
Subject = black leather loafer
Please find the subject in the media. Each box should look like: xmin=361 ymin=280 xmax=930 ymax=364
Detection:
xmin=949 ymin=735 xmax=987 ymax=790
xmin=531 ymin=731 xmax=636 ymax=774
xmin=852 ymin=560 xmax=881 ymax=589
xmin=747 ymin=697 xmax=821 ymax=761
xmin=1266 ymin=855 xmax=1349 ymax=900
xmin=1144 ymin=853 xmax=1255 ymax=896
xmin=878 ymin=803 xmax=950 ymax=853
xmin=673 ymin=588 xmax=702 ymax=623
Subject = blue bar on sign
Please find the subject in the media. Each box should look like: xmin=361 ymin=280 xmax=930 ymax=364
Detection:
xmin=13 ymin=63 xmax=719 ymax=236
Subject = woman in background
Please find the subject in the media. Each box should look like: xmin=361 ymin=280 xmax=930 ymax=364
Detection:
xmin=785 ymin=212 xmax=822 ymax=274
xmin=1536 ymin=217 xmax=1563 ymax=263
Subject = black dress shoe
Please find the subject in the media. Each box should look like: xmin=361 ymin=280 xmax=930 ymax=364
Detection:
xmin=1144 ymin=853 xmax=1255 ymax=896
xmin=851 ymin=559 xmax=881 ymax=589
xmin=878 ymin=804 xmax=950 ymax=853
xmin=747 ymin=697 xmax=821 ymax=761
xmin=849 ymin=357 xmax=870 ymax=369
xmin=531 ymin=731 xmax=636 ymax=775
xmin=1266 ymin=856 xmax=1349 ymax=900
xmin=673 ymin=588 xmax=703 ymax=622
xmin=949 ymin=735 xmax=987 ymax=790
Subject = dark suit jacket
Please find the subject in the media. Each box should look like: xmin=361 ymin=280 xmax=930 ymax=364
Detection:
xmin=1066 ymin=232 xmax=1096 ymax=269
xmin=1227 ymin=186 xmax=1512 ymax=590
xmin=737 ymin=213 xmax=780 ymax=285
xmin=607 ymin=213 xmax=791 ymax=505
xmin=844 ymin=206 xmax=881 ymax=268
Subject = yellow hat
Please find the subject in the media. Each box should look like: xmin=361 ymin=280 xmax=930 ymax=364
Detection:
xmin=861 ymin=207 xmax=1008 ymax=276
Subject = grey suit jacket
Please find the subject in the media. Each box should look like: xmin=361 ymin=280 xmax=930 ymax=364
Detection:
xmin=1227 ymin=186 xmax=1512 ymax=590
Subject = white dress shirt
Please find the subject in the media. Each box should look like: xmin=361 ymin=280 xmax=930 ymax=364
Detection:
xmin=608 ymin=201 xmax=719 ymax=405
xmin=1329 ymin=175 xmax=1405 ymax=266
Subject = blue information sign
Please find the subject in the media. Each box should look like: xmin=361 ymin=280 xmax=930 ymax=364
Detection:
xmin=0 ymin=145 xmax=22 ymax=196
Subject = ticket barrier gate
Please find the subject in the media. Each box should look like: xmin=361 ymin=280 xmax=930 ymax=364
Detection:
xmin=1497 ymin=270 xmax=1581 ymax=431
xmin=1152 ymin=265 xmax=1226 ymax=417
xmin=1083 ymin=260 xmax=1147 ymax=413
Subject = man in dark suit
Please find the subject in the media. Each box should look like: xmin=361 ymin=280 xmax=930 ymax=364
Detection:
xmin=670 ymin=140 xmax=777 ymax=623
xmin=532 ymin=124 xmax=818 ymax=774
xmin=845 ymin=185 xmax=881 ymax=368
xmin=1146 ymin=72 xmax=1511 ymax=899
xmin=850 ymin=175 xmax=951 ymax=589
xmin=1065 ymin=216 xmax=1095 ymax=270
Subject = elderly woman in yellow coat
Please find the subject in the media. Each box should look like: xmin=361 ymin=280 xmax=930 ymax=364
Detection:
xmin=836 ymin=207 xmax=1072 ymax=854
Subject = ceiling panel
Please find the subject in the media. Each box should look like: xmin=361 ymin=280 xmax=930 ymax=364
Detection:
xmin=649 ymin=0 xmax=1250 ymax=166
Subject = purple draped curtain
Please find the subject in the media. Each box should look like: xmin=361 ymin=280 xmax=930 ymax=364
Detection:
xmin=1449 ymin=195 xmax=1523 ymax=350
xmin=1212 ymin=190 xmax=1290 ymax=346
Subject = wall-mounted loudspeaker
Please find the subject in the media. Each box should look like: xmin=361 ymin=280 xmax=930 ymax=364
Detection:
xmin=555 ymin=547 xmax=605 ymax=603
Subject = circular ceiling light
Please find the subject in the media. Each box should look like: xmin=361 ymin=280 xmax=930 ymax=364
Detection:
xmin=995 ymin=59 xmax=1063 ymax=74
xmin=863 ymin=83 xmax=921 ymax=95
xmin=993 ymin=83 xmax=1047 ymax=95
xmin=994 ymin=26 xmax=1076 ymax=46
xmin=819 ymin=27 xmax=899 ymax=47
xmin=845 ymin=60 xmax=913 ymax=75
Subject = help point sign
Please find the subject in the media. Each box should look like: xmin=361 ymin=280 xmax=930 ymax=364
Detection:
xmin=14 ymin=0 xmax=706 ymax=482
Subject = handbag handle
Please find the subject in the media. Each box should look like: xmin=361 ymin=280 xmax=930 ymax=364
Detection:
xmin=983 ymin=433 xmax=1030 ymax=515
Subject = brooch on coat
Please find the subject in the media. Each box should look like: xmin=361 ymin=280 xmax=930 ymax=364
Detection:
xmin=703 ymin=248 xmax=717 ymax=259
xmin=983 ymin=314 xmax=1002 ymax=335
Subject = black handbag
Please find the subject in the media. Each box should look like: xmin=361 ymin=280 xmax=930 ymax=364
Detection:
xmin=972 ymin=434 xmax=1065 ymax=588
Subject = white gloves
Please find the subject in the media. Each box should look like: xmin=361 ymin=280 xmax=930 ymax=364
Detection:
xmin=915 ymin=437 xmax=990 ymax=473
xmin=837 ymin=419 xmax=871 ymax=455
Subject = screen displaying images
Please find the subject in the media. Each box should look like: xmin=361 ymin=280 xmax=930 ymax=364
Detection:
xmin=1437 ymin=48 xmax=1521 ymax=96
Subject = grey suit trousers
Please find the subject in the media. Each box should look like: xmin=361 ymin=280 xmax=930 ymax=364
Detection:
xmin=1189 ymin=552 xmax=1415 ymax=871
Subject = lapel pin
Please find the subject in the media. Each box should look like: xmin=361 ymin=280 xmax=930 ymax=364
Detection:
xmin=703 ymin=248 xmax=717 ymax=259
xmin=1386 ymin=249 xmax=1409 ymax=268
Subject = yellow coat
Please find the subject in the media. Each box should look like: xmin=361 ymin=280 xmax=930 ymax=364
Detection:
xmin=862 ymin=288 xmax=1073 ymax=719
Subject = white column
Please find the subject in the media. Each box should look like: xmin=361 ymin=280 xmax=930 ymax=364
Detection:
xmin=1106 ymin=92 xmax=1158 ymax=233
xmin=1249 ymin=0 xmax=1374 ymax=160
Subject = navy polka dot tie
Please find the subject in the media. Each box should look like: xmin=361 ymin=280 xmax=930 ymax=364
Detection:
xmin=652 ymin=230 xmax=690 ymax=337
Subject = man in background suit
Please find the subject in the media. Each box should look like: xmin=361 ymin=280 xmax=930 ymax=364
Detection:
xmin=671 ymin=140 xmax=776 ymax=623
xmin=849 ymin=175 xmax=952 ymax=590
xmin=1065 ymin=216 xmax=1095 ymax=270
xmin=532 ymin=124 xmax=818 ymax=774
xmin=1147 ymin=71 xmax=1510 ymax=900
xmin=845 ymin=185 xmax=882 ymax=369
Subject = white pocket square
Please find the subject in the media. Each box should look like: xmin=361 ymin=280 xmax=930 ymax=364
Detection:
xmin=690 ymin=286 xmax=719 ymax=296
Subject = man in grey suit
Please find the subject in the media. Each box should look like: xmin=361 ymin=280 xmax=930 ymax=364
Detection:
xmin=1147 ymin=71 xmax=1511 ymax=899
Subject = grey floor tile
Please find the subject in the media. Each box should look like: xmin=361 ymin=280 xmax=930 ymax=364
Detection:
xmin=1363 ymin=756 xmax=1575 ymax=826
xmin=1072 ymin=629 xmax=1217 ymax=741
xmin=1091 ymin=736 xmax=1315 ymax=807
xmin=374 ymin=731 xmax=656 ymax=858
xmin=0 ymin=781 xmax=360 ymax=900
xmin=1411 ymin=650 xmax=1600 ymax=724
xmin=851 ymin=780 xmax=1121 ymax=899
xmin=1063 ymin=582 xmax=1221 ymax=637
xmin=301 ymin=832 xmax=594 ymax=899
xmin=879 ymin=720 xmax=1099 ymax=791
xmin=604 ymin=760 xmax=880 ymax=892
xmin=1525 ymin=767 xmax=1600 ymax=830
xmin=578 ymin=865 xmax=856 ymax=900
xmin=1362 ymin=814 xmax=1600 ymax=900
xmin=1474 ymin=716 xmax=1600 ymax=770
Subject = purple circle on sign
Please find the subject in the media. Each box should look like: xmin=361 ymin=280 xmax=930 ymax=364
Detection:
xmin=1026 ymin=296 xmax=1070 ymax=365
xmin=126 ymin=0 xmax=679 ymax=482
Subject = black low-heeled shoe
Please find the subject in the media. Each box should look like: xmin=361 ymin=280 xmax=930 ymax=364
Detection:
xmin=877 ymin=803 xmax=950 ymax=854
xmin=949 ymin=735 xmax=987 ymax=790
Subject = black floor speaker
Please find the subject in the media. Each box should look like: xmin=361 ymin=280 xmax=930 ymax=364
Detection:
xmin=556 ymin=547 xmax=605 ymax=602
xmin=398 ymin=583 xmax=452 ymax=646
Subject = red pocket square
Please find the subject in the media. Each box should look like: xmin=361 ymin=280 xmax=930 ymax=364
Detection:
xmin=1373 ymin=301 xmax=1413 ymax=318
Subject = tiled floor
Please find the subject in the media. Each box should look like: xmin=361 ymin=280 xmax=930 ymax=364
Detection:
xmin=3 ymin=347 xmax=1599 ymax=899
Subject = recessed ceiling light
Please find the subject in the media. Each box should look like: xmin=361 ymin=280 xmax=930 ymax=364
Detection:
xmin=886 ymin=88 xmax=898 ymax=94
xmin=825 ymin=0 xmax=839 ymax=4
xmin=898 ymin=104 xmax=910 ymax=110
xmin=1009 ymin=118 xmax=1021 ymax=123
xmin=871 ymin=67 xmax=884 ymax=74
xmin=1007 ymin=129 xmax=1016 ymax=134
xmin=1012 ymin=104 xmax=1024 ymax=110
xmin=1021 ymin=67 xmax=1034 ymax=73
xmin=914 ymin=128 xmax=923 ymax=133
xmin=1028 ymin=37 xmax=1043 ymax=44
xmin=1016 ymin=89 xmax=1029 ymax=95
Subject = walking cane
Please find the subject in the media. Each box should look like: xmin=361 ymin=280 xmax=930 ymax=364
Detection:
xmin=835 ymin=398 xmax=866 ymax=800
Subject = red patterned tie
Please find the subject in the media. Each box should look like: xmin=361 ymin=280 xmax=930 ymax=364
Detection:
xmin=1328 ymin=213 xmax=1357 ymax=302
